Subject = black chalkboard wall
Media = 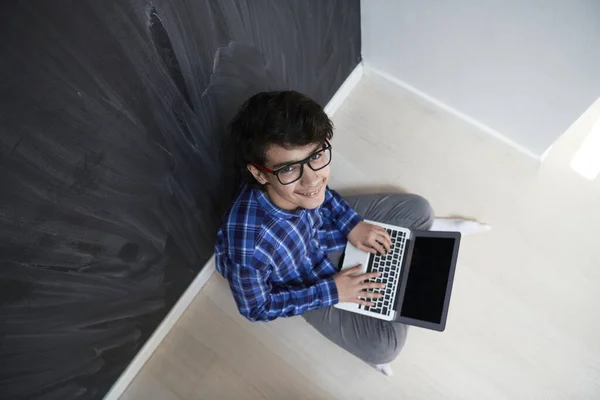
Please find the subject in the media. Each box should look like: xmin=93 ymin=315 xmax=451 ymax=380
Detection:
xmin=0 ymin=0 xmax=361 ymax=398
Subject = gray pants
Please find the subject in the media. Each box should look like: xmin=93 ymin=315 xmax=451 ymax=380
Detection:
xmin=302 ymin=193 xmax=434 ymax=365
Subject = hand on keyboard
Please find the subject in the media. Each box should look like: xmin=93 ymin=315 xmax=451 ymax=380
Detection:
xmin=348 ymin=221 xmax=392 ymax=256
xmin=333 ymin=265 xmax=387 ymax=307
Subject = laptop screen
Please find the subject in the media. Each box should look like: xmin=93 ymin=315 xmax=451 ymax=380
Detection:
xmin=399 ymin=236 xmax=456 ymax=324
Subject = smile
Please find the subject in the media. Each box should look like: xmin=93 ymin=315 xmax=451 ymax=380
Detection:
xmin=297 ymin=186 xmax=322 ymax=198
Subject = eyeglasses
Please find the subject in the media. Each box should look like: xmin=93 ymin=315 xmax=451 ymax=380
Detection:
xmin=252 ymin=141 xmax=332 ymax=185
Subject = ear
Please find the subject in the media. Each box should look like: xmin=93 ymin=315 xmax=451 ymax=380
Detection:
xmin=247 ymin=164 xmax=269 ymax=185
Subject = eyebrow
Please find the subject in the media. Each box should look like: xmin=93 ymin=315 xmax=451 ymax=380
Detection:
xmin=271 ymin=143 xmax=323 ymax=170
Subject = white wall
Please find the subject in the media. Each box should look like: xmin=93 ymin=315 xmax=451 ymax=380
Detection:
xmin=361 ymin=0 xmax=600 ymax=157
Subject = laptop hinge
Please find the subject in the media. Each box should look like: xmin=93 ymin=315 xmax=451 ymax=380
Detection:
xmin=392 ymin=236 xmax=415 ymax=312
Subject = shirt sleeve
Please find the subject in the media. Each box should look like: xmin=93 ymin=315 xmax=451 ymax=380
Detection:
xmin=226 ymin=255 xmax=339 ymax=322
xmin=222 ymin=224 xmax=339 ymax=322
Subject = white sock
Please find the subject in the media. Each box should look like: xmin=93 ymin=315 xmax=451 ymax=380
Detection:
xmin=375 ymin=363 xmax=394 ymax=376
xmin=430 ymin=218 xmax=491 ymax=235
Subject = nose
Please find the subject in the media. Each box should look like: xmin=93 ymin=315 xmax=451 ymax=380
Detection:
xmin=300 ymin=164 xmax=321 ymax=186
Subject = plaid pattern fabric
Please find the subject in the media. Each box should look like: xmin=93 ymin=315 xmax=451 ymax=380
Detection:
xmin=215 ymin=184 xmax=363 ymax=321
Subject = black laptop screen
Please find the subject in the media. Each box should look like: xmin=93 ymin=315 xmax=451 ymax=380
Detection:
xmin=400 ymin=236 xmax=455 ymax=324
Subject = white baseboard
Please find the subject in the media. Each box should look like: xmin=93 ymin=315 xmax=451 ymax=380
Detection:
xmin=324 ymin=62 xmax=363 ymax=117
xmin=103 ymin=256 xmax=216 ymax=400
xmin=364 ymin=65 xmax=542 ymax=162
xmin=103 ymin=64 xmax=363 ymax=400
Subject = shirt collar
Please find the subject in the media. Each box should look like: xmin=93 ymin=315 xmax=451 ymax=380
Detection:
xmin=252 ymin=186 xmax=304 ymax=220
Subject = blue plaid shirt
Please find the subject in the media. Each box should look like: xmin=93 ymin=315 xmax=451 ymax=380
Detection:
xmin=215 ymin=184 xmax=363 ymax=322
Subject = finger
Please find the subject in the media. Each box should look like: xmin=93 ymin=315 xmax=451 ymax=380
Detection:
xmin=375 ymin=226 xmax=388 ymax=234
xmin=364 ymin=282 xmax=387 ymax=290
xmin=361 ymin=291 xmax=383 ymax=299
xmin=375 ymin=228 xmax=392 ymax=246
xmin=343 ymin=264 xmax=363 ymax=275
xmin=369 ymin=240 xmax=386 ymax=256
xmin=369 ymin=230 xmax=381 ymax=241
xmin=357 ymin=272 xmax=381 ymax=281
xmin=353 ymin=298 xmax=376 ymax=307
xmin=383 ymin=231 xmax=393 ymax=249
xmin=376 ymin=235 xmax=391 ymax=253
xmin=366 ymin=232 xmax=387 ymax=255
xmin=375 ymin=226 xmax=390 ymax=238
xmin=357 ymin=243 xmax=377 ymax=255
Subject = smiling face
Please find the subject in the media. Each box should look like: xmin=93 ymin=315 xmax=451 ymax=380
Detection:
xmin=247 ymin=142 xmax=330 ymax=210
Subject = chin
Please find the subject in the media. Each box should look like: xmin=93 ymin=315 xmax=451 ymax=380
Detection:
xmin=290 ymin=179 xmax=328 ymax=209
xmin=295 ymin=189 xmax=326 ymax=209
xmin=301 ymin=197 xmax=325 ymax=209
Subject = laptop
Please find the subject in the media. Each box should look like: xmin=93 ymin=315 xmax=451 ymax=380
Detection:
xmin=334 ymin=220 xmax=461 ymax=331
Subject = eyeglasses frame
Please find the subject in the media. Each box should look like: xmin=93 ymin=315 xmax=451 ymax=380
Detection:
xmin=251 ymin=140 xmax=332 ymax=185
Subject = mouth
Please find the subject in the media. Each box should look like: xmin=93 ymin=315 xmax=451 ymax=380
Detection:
xmin=296 ymin=185 xmax=322 ymax=198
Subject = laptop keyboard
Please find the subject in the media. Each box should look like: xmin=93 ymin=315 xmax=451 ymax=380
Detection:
xmin=359 ymin=229 xmax=407 ymax=316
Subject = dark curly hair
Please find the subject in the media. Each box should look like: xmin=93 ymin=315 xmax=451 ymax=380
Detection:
xmin=228 ymin=91 xmax=333 ymax=187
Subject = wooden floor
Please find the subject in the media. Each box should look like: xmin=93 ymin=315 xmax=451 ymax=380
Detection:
xmin=120 ymin=71 xmax=600 ymax=399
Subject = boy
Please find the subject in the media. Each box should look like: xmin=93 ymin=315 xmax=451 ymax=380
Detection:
xmin=215 ymin=91 xmax=484 ymax=375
